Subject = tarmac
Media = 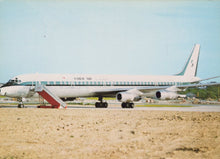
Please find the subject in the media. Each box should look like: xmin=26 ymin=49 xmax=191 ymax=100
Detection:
xmin=1 ymin=104 xmax=220 ymax=112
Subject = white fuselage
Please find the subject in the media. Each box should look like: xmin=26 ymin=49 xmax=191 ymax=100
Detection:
xmin=0 ymin=73 xmax=200 ymax=98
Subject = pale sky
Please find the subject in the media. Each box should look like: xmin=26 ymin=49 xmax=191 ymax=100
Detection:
xmin=0 ymin=0 xmax=220 ymax=83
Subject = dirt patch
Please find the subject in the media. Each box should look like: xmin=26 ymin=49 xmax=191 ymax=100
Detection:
xmin=0 ymin=109 xmax=219 ymax=159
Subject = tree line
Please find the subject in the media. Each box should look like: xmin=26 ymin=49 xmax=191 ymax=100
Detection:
xmin=184 ymin=85 xmax=220 ymax=100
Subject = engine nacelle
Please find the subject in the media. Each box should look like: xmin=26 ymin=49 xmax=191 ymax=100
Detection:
xmin=156 ymin=90 xmax=179 ymax=100
xmin=116 ymin=92 xmax=141 ymax=102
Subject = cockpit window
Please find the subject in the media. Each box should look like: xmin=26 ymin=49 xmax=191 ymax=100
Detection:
xmin=2 ymin=78 xmax=21 ymax=87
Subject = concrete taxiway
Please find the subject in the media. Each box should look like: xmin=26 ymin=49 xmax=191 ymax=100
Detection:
xmin=1 ymin=104 xmax=220 ymax=112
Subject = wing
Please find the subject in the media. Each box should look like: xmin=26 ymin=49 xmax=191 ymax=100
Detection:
xmin=191 ymin=76 xmax=220 ymax=83
xmin=175 ymin=82 xmax=220 ymax=89
xmin=92 ymin=82 xmax=220 ymax=97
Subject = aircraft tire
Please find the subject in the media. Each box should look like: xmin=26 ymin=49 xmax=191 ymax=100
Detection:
xmin=129 ymin=103 xmax=134 ymax=108
xmin=121 ymin=102 xmax=126 ymax=108
xmin=18 ymin=104 xmax=24 ymax=108
xmin=95 ymin=102 xmax=100 ymax=108
xmin=95 ymin=102 xmax=108 ymax=108
xmin=121 ymin=102 xmax=134 ymax=108
xmin=103 ymin=102 xmax=108 ymax=108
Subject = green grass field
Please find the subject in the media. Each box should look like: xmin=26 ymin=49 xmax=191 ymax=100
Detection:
xmin=86 ymin=97 xmax=115 ymax=100
xmin=136 ymin=104 xmax=193 ymax=107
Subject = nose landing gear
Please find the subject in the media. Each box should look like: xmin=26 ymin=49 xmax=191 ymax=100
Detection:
xmin=17 ymin=98 xmax=25 ymax=108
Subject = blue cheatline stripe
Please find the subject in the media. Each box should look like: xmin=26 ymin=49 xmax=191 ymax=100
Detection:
xmin=20 ymin=82 xmax=32 ymax=86
xmin=19 ymin=81 xmax=189 ymax=87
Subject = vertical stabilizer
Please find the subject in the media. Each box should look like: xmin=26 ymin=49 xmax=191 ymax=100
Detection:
xmin=176 ymin=44 xmax=200 ymax=77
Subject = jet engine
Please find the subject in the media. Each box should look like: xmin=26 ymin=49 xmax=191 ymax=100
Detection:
xmin=116 ymin=92 xmax=141 ymax=102
xmin=156 ymin=90 xmax=180 ymax=100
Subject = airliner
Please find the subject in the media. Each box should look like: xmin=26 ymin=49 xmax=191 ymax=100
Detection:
xmin=0 ymin=44 xmax=219 ymax=108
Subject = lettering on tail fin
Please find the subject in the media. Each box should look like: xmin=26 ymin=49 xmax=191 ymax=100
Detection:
xmin=176 ymin=44 xmax=200 ymax=77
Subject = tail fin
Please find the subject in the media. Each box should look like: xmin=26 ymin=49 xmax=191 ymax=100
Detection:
xmin=176 ymin=44 xmax=200 ymax=77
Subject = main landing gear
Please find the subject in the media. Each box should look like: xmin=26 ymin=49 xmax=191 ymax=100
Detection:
xmin=121 ymin=102 xmax=134 ymax=108
xmin=95 ymin=96 xmax=108 ymax=108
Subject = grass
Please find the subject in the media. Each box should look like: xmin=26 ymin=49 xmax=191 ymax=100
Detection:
xmin=86 ymin=97 xmax=115 ymax=100
xmin=136 ymin=104 xmax=193 ymax=107
xmin=67 ymin=102 xmax=95 ymax=106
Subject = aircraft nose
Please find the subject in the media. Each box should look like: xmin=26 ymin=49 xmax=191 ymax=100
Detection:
xmin=0 ymin=87 xmax=6 ymax=96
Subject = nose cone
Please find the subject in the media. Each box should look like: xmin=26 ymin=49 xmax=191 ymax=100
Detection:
xmin=0 ymin=87 xmax=6 ymax=96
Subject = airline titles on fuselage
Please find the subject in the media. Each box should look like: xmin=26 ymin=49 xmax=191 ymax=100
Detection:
xmin=73 ymin=77 xmax=92 ymax=81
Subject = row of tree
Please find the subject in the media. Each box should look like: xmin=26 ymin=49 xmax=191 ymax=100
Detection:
xmin=184 ymin=85 xmax=220 ymax=100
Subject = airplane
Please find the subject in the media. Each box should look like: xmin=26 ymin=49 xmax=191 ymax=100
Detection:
xmin=0 ymin=44 xmax=219 ymax=108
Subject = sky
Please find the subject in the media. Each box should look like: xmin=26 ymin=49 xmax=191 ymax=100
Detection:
xmin=0 ymin=0 xmax=220 ymax=83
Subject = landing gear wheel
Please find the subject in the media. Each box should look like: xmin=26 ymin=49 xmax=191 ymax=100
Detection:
xmin=95 ymin=102 xmax=108 ymax=108
xmin=95 ymin=102 xmax=100 ymax=108
xmin=122 ymin=102 xmax=126 ymax=108
xmin=18 ymin=104 xmax=24 ymax=108
xmin=95 ymin=96 xmax=108 ymax=108
xmin=103 ymin=102 xmax=108 ymax=108
xmin=129 ymin=103 xmax=134 ymax=108
xmin=121 ymin=102 xmax=134 ymax=108
xmin=17 ymin=97 xmax=25 ymax=108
